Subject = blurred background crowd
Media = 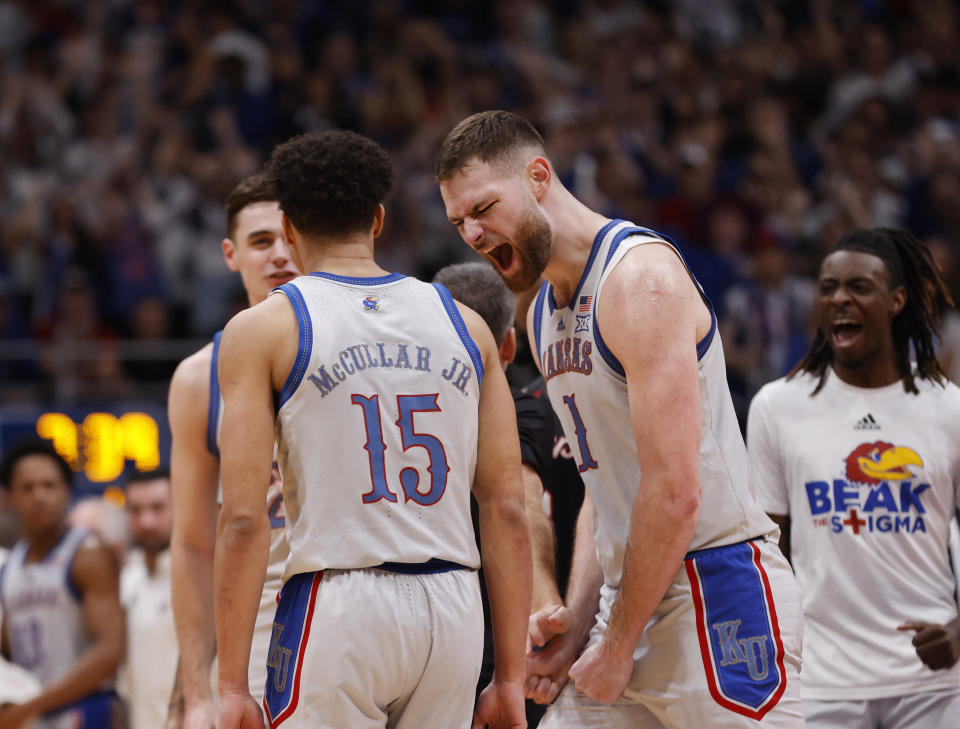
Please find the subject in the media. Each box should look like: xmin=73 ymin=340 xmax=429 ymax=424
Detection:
xmin=1 ymin=0 xmax=960 ymax=436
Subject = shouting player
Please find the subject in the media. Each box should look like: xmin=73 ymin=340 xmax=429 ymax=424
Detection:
xmin=437 ymin=110 xmax=804 ymax=728
xmin=748 ymin=228 xmax=960 ymax=728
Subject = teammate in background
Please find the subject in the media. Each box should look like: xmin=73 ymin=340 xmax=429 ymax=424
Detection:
xmin=120 ymin=469 xmax=177 ymax=729
xmin=747 ymin=228 xmax=960 ymax=728
xmin=437 ymin=110 xmax=803 ymax=728
xmin=433 ymin=262 xmax=586 ymax=728
xmin=167 ymin=174 xmax=299 ymax=728
xmin=0 ymin=438 xmax=124 ymax=729
xmin=214 ymin=130 xmax=531 ymax=729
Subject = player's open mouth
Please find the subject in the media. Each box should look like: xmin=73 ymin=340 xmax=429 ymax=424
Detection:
xmin=489 ymin=242 xmax=515 ymax=272
xmin=831 ymin=321 xmax=863 ymax=348
xmin=270 ymin=272 xmax=298 ymax=283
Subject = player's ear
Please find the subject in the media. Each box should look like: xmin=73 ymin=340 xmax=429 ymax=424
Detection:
xmin=371 ymin=204 xmax=386 ymax=238
xmin=528 ymin=157 xmax=551 ymax=201
xmin=890 ymin=285 xmax=906 ymax=317
xmin=222 ymin=238 xmax=240 ymax=272
xmin=499 ymin=326 xmax=517 ymax=369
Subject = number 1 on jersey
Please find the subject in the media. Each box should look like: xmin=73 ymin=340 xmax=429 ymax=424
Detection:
xmin=562 ymin=393 xmax=598 ymax=473
xmin=351 ymin=393 xmax=449 ymax=505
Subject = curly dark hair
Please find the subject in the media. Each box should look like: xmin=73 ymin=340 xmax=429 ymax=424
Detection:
xmin=1 ymin=437 xmax=74 ymax=491
xmin=789 ymin=228 xmax=954 ymax=394
xmin=224 ymin=173 xmax=276 ymax=239
xmin=265 ymin=130 xmax=393 ymax=239
xmin=436 ymin=110 xmax=546 ymax=182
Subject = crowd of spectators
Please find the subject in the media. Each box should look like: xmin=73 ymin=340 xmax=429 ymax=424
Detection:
xmin=1 ymin=0 xmax=960 ymax=418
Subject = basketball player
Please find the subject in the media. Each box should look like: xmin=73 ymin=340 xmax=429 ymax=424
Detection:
xmin=437 ymin=110 xmax=804 ymax=728
xmin=121 ymin=469 xmax=177 ymax=729
xmin=747 ymin=228 xmax=960 ymax=728
xmin=214 ymin=130 xmax=532 ymax=729
xmin=0 ymin=438 xmax=125 ymax=729
xmin=168 ymin=174 xmax=299 ymax=727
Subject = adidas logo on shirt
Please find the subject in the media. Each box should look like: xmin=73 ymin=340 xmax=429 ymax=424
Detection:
xmin=854 ymin=413 xmax=881 ymax=431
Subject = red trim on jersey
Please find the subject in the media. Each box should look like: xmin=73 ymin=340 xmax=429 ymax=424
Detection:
xmin=686 ymin=543 xmax=787 ymax=721
xmin=264 ymin=571 xmax=323 ymax=728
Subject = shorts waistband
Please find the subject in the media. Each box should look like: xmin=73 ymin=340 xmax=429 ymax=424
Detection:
xmin=683 ymin=534 xmax=765 ymax=561
xmin=374 ymin=558 xmax=470 ymax=574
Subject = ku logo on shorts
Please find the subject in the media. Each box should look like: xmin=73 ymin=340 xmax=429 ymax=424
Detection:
xmin=263 ymin=572 xmax=322 ymax=727
xmin=685 ymin=540 xmax=787 ymax=720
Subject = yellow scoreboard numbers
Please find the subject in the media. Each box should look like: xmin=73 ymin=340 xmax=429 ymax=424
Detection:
xmin=36 ymin=412 xmax=161 ymax=482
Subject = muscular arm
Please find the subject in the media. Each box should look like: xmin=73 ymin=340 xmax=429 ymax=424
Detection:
xmin=215 ymin=296 xmax=294 ymax=699
xmin=466 ymin=304 xmax=533 ymax=686
xmin=24 ymin=540 xmax=124 ymax=715
xmin=570 ymin=244 xmax=706 ymax=701
xmin=168 ymin=347 xmax=221 ymax=717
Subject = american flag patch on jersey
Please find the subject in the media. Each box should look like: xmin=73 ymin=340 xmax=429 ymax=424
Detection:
xmin=577 ymin=296 xmax=592 ymax=313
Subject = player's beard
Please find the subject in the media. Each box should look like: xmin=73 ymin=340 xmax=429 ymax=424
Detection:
xmin=504 ymin=202 xmax=552 ymax=294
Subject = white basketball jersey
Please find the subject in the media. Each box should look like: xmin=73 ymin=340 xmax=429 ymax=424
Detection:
xmin=0 ymin=527 xmax=101 ymax=687
xmin=272 ymin=272 xmax=483 ymax=578
xmin=532 ymin=220 xmax=776 ymax=587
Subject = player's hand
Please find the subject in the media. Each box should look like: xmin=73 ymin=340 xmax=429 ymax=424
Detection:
xmin=568 ymin=639 xmax=633 ymax=703
xmin=182 ymin=697 xmax=218 ymax=729
xmin=472 ymin=680 xmax=526 ymax=729
xmin=524 ymin=605 xmax=583 ymax=705
xmin=527 ymin=603 xmax=571 ymax=650
xmin=0 ymin=701 xmax=38 ymax=729
xmin=216 ymin=692 xmax=264 ymax=729
xmin=898 ymin=620 xmax=960 ymax=670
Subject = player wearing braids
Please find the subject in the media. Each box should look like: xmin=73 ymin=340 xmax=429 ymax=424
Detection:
xmin=748 ymin=228 xmax=960 ymax=728
xmin=215 ymin=130 xmax=531 ymax=729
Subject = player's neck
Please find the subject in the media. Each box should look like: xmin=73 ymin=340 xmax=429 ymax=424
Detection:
xmin=24 ymin=523 xmax=69 ymax=563
xmin=298 ymin=239 xmax=388 ymax=279
xmin=831 ymin=356 xmax=901 ymax=389
xmin=542 ymin=191 xmax=613 ymax=306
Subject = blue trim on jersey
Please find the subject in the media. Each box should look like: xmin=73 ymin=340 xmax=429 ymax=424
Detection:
xmin=207 ymin=331 xmax=223 ymax=458
xmin=375 ymin=558 xmax=469 ymax=574
xmin=591 ymin=226 xmax=719 ymax=375
xmin=554 ymin=218 xmax=622 ymax=311
xmin=591 ymin=226 xmax=646 ymax=378
xmin=531 ymin=282 xmax=549 ymax=373
xmin=308 ymin=271 xmax=406 ymax=286
xmin=431 ymin=283 xmax=485 ymax=388
xmin=697 ymin=309 xmax=718 ymax=360
xmin=276 ymin=283 xmax=313 ymax=410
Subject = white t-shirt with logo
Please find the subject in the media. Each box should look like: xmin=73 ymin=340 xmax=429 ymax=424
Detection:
xmin=747 ymin=369 xmax=960 ymax=700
